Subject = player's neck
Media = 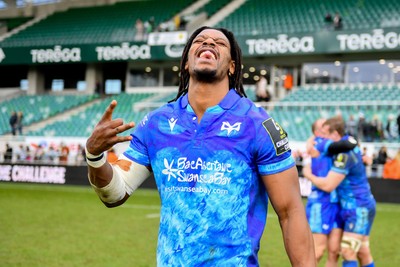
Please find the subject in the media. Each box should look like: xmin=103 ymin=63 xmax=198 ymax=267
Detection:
xmin=187 ymin=79 xmax=229 ymax=123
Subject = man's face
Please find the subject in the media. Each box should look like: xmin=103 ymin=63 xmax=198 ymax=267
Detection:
xmin=320 ymin=125 xmax=330 ymax=138
xmin=322 ymin=125 xmax=340 ymax=141
xmin=314 ymin=119 xmax=326 ymax=137
xmin=185 ymin=29 xmax=235 ymax=83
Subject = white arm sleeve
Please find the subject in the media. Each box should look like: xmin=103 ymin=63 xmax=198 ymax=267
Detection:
xmin=89 ymin=154 xmax=151 ymax=204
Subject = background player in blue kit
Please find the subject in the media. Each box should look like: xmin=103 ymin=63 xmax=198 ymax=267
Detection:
xmin=305 ymin=118 xmax=358 ymax=266
xmin=303 ymin=117 xmax=376 ymax=267
xmin=85 ymin=26 xmax=316 ymax=266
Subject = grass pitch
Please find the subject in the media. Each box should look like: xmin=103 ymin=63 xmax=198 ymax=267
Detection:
xmin=1 ymin=182 xmax=399 ymax=267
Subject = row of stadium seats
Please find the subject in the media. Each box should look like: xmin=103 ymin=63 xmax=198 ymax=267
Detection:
xmin=269 ymin=104 xmax=399 ymax=141
xmin=0 ymin=94 xmax=98 ymax=135
xmin=5 ymin=83 xmax=394 ymax=141
xmin=25 ymin=92 xmax=155 ymax=137
xmin=1 ymin=0 xmax=195 ymax=47
xmin=281 ymin=84 xmax=400 ymax=102
xmin=1 ymin=87 xmax=398 ymax=140
xmin=196 ymin=0 xmax=232 ymax=18
xmin=22 ymin=87 xmax=254 ymax=137
xmin=2 ymin=0 xmax=400 ymax=47
xmin=217 ymin=0 xmax=400 ymax=35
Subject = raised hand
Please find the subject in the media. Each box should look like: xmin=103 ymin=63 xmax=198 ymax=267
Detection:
xmin=86 ymin=100 xmax=135 ymax=155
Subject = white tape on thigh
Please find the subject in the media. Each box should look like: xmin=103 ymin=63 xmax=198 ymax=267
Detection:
xmin=341 ymin=236 xmax=362 ymax=253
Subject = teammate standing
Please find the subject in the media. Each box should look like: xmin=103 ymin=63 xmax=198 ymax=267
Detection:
xmin=305 ymin=118 xmax=357 ymax=266
xmin=85 ymin=26 xmax=316 ymax=266
xmin=303 ymin=117 xmax=376 ymax=267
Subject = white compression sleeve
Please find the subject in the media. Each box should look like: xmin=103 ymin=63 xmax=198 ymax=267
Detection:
xmin=89 ymin=168 xmax=127 ymax=204
xmin=89 ymin=154 xmax=151 ymax=204
xmin=112 ymin=154 xmax=151 ymax=195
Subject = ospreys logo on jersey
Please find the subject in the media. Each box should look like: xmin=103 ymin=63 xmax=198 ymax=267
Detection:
xmin=262 ymin=118 xmax=290 ymax=155
xmin=220 ymin=121 xmax=241 ymax=136
xmin=334 ymin=153 xmax=348 ymax=169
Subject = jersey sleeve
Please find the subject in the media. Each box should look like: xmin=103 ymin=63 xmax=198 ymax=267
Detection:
xmin=316 ymin=136 xmax=358 ymax=155
xmin=256 ymin=117 xmax=295 ymax=175
xmin=326 ymin=136 xmax=358 ymax=155
xmin=123 ymin=115 xmax=151 ymax=166
xmin=330 ymin=152 xmax=353 ymax=175
xmin=314 ymin=137 xmax=333 ymax=155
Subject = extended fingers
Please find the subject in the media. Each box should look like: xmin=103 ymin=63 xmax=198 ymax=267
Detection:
xmin=115 ymin=134 xmax=133 ymax=143
xmin=112 ymin=122 xmax=134 ymax=144
xmin=114 ymin=122 xmax=135 ymax=134
xmin=94 ymin=118 xmax=134 ymax=140
xmin=100 ymin=100 xmax=118 ymax=122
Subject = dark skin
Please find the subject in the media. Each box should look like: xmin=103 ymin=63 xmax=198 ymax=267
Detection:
xmin=262 ymin=167 xmax=316 ymax=266
xmin=86 ymin=100 xmax=136 ymax=207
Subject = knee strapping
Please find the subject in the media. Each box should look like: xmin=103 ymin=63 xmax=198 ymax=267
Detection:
xmin=341 ymin=236 xmax=362 ymax=253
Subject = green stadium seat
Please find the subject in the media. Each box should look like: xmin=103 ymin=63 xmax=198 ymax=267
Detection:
xmin=25 ymin=92 xmax=155 ymax=137
xmin=1 ymin=0 xmax=195 ymax=47
xmin=215 ymin=0 xmax=400 ymax=36
xmin=0 ymin=94 xmax=99 ymax=135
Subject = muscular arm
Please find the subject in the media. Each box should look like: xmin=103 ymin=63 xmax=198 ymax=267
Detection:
xmin=86 ymin=100 xmax=150 ymax=208
xmin=262 ymin=166 xmax=316 ymax=267
xmin=88 ymin=157 xmax=151 ymax=208
xmin=302 ymin=166 xmax=345 ymax=192
xmin=87 ymin=160 xmax=129 ymax=207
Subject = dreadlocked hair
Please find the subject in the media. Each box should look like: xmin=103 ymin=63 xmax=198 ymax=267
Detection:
xmin=169 ymin=26 xmax=246 ymax=102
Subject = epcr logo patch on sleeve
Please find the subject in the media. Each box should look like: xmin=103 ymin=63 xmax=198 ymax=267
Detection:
xmin=333 ymin=153 xmax=348 ymax=169
xmin=262 ymin=118 xmax=290 ymax=155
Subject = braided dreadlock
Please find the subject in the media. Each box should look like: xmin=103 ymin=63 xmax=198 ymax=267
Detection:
xmin=169 ymin=26 xmax=246 ymax=102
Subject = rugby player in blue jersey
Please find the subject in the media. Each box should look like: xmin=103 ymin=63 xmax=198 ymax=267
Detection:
xmin=85 ymin=26 xmax=316 ymax=266
xmin=305 ymin=118 xmax=358 ymax=266
xmin=303 ymin=117 xmax=376 ymax=267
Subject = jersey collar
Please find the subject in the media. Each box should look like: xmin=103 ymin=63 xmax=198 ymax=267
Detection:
xmin=180 ymin=89 xmax=241 ymax=110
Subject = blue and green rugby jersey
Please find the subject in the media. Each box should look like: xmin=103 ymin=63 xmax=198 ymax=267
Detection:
xmin=315 ymin=136 xmax=375 ymax=209
xmin=124 ymin=89 xmax=295 ymax=266
xmin=308 ymin=136 xmax=338 ymax=204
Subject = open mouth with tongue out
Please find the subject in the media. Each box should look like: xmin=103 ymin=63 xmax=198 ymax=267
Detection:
xmin=196 ymin=48 xmax=218 ymax=61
